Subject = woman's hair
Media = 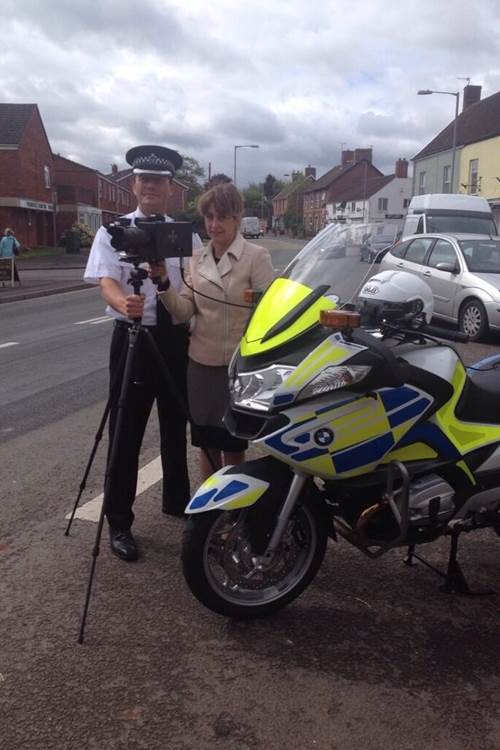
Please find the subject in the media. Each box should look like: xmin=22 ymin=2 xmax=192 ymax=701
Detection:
xmin=197 ymin=182 xmax=244 ymax=219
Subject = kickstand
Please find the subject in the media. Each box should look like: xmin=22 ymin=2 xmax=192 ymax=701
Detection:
xmin=403 ymin=533 xmax=496 ymax=597
xmin=441 ymin=531 xmax=495 ymax=597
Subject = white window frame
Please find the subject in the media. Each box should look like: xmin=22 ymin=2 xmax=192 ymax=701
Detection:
xmin=378 ymin=197 xmax=388 ymax=211
xmin=43 ymin=165 xmax=51 ymax=189
xmin=442 ymin=165 xmax=451 ymax=193
xmin=468 ymin=159 xmax=479 ymax=194
xmin=418 ymin=172 xmax=426 ymax=195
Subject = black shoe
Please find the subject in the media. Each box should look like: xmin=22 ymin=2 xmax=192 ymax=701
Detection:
xmin=109 ymin=528 xmax=138 ymax=561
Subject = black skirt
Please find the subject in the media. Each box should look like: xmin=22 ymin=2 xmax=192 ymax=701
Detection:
xmin=187 ymin=359 xmax=248 ymax=452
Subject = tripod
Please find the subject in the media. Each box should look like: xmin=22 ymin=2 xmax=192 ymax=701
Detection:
xmin=67 ymin=261 xmax=213 ymax=643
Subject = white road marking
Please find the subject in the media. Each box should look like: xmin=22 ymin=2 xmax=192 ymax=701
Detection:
xmin=65 ymin=455 xmax=163 ymax=522
xmin=0 ymin=342 xmax=19 ymax=349
xmin=74 ymin=316 xmax=113 ymax=325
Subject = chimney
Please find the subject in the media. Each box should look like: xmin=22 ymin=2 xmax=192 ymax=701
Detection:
xmin=395 ymin=158 xmax=408 ymax=178
xmin=342 ymin=149 xmax=354 ymax=166
xmin=354 ymin=148 xmax=373 ymax=164
xmin=305 ymin=165 xmax=316 ymax=179
xmin=111 ymin=163 xmax=118 ymax=174
xmin=462 ymin=85 xmax=481 ymax=112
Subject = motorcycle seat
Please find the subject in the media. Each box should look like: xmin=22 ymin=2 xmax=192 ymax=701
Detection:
xmin=456 ymin=365 xmax=500 ymax=424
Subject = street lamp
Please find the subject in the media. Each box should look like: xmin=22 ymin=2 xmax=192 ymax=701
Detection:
xmin=417 ymin=89 xmax=460 ymax=191
xmin=233 ymin=144 xmax=259 ymax=185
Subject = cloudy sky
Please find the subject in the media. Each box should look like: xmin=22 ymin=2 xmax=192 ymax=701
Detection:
xmin=3 ymin=0 xmax=500 ymax=186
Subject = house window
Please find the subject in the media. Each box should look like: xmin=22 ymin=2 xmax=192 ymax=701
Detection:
xmin=43 ymin=165 xmax=51 ymax=189
xmin=351 ymin=201 xmax=356 ymax=211
xmin=378 ymin=198 xmax=388 ymax=211
xmin=468 ymin=159 xmax=479 ymax=194
xmin=418 ymin=172 xmax=426 ymax=195
xmin=442 ymin=165 xmax=451 ymax=193
xmin=403 ymin=198 xmax=410 ymax=208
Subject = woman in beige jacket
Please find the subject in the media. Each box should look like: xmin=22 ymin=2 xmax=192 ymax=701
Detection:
xmin=154 ymin=183 xmax=275 ymax=481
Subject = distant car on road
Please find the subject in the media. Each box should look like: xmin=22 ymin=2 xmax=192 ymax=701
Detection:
xmin=380 ymin=232 xmax=500 ymax=340
xmin=241 ymin=216 xmax=262 ymax=239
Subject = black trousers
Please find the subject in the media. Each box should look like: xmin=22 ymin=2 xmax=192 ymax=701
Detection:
xmin=105 ymin=320 xmax=190 ymax=530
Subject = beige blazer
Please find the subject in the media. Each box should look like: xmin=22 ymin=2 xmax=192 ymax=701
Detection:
xmin=158 ymin=233 xmax=275 ymax=366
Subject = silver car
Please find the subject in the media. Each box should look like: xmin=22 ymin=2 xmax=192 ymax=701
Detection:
xmin=379 ymin=233 xmax=500 ymax=341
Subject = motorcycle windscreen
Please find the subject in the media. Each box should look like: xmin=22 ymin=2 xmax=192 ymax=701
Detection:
xmin=242 ymin=223 xmax=366 ymax=357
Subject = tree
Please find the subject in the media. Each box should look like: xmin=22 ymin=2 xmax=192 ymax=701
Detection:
xmin=175 ymin=155 xmax=205 ymax=201
xmin=264 ymin=173 xmax=280 ymax=198
xmin=204 ymin=173 xmax=232 ymax=189
xmin=242 ymin=183 xmax=264 ymax=215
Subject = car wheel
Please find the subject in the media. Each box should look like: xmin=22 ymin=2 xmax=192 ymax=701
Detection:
xmin=459 ymin=299 xmax=489 ymax=341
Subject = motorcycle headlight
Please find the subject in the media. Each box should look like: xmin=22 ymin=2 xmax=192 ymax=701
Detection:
xmin=298 ymin=365 xmax=371 ymax=400
xmin=231 ymin=365 xmax=295 ymax=411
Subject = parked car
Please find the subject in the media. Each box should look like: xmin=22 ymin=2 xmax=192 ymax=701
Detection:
xmin=402 ymin=193 xmax=497 ymax=239
xmin=379 ymin=232 xmax=500 ymax=340
xmin=360 ymin=224 xmax=400 ymax=262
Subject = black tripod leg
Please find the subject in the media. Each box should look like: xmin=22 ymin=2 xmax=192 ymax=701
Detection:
xmin=78 ymin=323 xmax=141 ymax=644
xmin=65 ymin=399 xmax=111 ymax=536
xmin=142 ymin=329 xmax=218 ymax=473
xmin=65 ymin=340 xmax=128 ymax=536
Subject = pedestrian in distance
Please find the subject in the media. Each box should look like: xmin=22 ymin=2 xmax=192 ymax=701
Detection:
xmin=84 ymin=145 xmax=203 ymax=562
xmin=151 ymin=182 xmax=275 ymax=482
xmin=0 ymin=228 xmax=21 ymax=257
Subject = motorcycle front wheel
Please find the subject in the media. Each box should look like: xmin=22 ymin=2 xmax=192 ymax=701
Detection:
xmin=182 ymin=499 xmax=328 ymax=619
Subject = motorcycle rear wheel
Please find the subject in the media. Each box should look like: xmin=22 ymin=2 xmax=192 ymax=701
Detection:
xmin=182 ymin=499 xmax=328 ymax=619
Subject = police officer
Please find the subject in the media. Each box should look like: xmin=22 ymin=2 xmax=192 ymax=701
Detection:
xmin=84 ymin=145 xmax=202 ymax=561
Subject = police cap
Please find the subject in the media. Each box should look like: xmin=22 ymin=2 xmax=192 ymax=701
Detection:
xmin=125 ymin=145 xmax=183 ymax=177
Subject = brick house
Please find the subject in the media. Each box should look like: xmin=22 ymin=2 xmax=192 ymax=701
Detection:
xmin=328 ymin=159 xmax=411 ymax=224
xmin=108 ymin=166 xmax=189 ymax=215
xmin=0 ymin=103 xmax=55 ymax=246
xmin=303 ymin=149 xmax=382 ymax=235
xmin=272 ymin=167 xmax=316 ymax=233
xmin=54 ymin=155 xmax=134 ymax=237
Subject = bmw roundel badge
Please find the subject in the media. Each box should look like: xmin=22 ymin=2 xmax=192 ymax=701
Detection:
xmin=314 ymin=428 xmax=334 ymax=446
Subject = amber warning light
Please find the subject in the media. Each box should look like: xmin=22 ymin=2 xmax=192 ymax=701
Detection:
xmin=320 ymin=309 xmax=361 ymax=329
xmin=244 ymin=289 xmax=263 ymax=305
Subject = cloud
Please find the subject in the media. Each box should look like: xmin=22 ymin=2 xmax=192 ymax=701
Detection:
xmin=1 ymin=0 xmax=500 ymax=184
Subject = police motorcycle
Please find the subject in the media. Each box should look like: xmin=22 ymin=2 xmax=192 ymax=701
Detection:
xmin=182 ymin=224 xmax=500 ymax=618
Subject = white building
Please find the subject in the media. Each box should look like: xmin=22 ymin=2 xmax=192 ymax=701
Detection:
xmin=327 ymin=159 xmax=412 ymax=229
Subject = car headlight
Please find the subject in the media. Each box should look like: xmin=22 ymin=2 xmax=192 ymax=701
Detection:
xmin=231 ymin=365 xmax=295 ymax=411
xmin=298 ymin=365 xmax=371 ymax=400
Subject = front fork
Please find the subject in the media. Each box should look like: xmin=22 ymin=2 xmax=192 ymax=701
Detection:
xmin=253 ymin=471 xmax=308 ymax=570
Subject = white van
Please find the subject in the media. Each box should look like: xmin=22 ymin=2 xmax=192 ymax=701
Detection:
xmin=240 ymin=216 xmax=261 ymax=239
xmin=402 ymin=194 xmax=497 ymax=238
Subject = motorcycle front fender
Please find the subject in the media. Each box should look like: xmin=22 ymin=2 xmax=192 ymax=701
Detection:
xmin=185 ymin=455 xmax=293 ymax=515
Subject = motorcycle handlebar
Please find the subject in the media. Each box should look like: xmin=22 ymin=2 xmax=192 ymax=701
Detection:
xmin=422 ymin=324 xmax=469 ymax=343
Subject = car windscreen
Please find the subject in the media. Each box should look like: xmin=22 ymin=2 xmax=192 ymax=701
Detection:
xmin=459 ymin=239 xmax=500 ymax=273
xmin=426 ymin=214 xmax=498 ymax=235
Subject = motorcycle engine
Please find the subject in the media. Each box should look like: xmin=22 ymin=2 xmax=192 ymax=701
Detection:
xmin=408 ymin=474 xmax=455 ymax=526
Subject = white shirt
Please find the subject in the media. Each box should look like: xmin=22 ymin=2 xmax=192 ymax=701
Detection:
xmin=84 ymin=208 xmax=203 ymax=326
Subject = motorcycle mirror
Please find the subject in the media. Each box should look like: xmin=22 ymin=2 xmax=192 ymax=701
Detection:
xmin=320 ymin=309 xmax=361 ymax=329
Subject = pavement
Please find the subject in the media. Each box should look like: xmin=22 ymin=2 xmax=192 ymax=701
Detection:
xmin=0 ymin=249 xmax=91 ymax=303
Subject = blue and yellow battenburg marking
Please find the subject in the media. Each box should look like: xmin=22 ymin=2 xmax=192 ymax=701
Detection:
xmin=186 ymin=468 xmax=270 ymax=514
xmin=260 ymin=385 xmax=434 ymax=479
